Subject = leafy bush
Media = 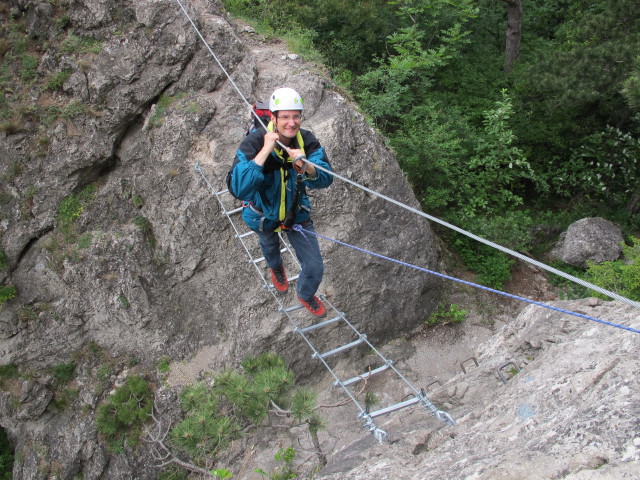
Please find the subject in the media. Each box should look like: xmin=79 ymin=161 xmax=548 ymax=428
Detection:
xmin=0 ymin=285 xmax=17 ymax=306
xmin=19 ymin=54 xmax=39 ymax=82
xmin=52 ymin=362 xmax=76 ymax=384
xmin=96 ymin=375 xmax=153 ymax=446
xmin=0 ymin=427 xmax=13 ymax=480
xmin=426 ymin=303 xmax=467 ymax=326
xmin=157 ymin=356 xmax=170 ymax=374
xmin=549 ymin=126 xmax=640 ymax=206
xmin=255 ymin=447 xmax=298 ymax=480
xmin=586 ymin=237 xmax=640 ymax=301
xmin=57 ymin=196 xmax=83 ymax=223
xmin=46 ymin=70 xmax=71 ymax=91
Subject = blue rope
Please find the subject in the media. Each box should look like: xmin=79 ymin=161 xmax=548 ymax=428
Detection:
xmin=293 ymin=225 xmax=640 ymax=335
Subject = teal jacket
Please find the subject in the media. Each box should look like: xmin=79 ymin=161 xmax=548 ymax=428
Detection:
xmin=231 ymin=127 xmax=333 ymax=231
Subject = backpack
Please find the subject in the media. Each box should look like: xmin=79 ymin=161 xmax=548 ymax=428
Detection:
xmin=225 ymin=101 xmax=272 ymax=199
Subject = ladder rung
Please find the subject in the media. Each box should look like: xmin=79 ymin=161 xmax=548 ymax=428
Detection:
xmin=225 ymin=206 xmax=243 ymax=215
xmin=216 ymin=189 xmax=230 ymax=195
xmin=298 ymin=314 xmax=342 ymax=333
xmin=254 ymin=247 xmax=288 ymax=264
xmin=268 ymin=274 xmax=300 ymax=290
xmin=338 ymin=363 xmax=391 ymax=387
xmin=315 ymin=336 xmax=365 ymax=359
xmin=236 ymin=231 xmax=255 ymax=239
xmin=368 ymin=396 xmax=420 ymax=419
xmin=281 ymin=304 xmax=303 ymax=313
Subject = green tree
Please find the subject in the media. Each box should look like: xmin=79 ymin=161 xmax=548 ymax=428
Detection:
xmin=356 ymin=0 xmax=478 ymax=130
xmin=96 ymin=375 xmax=153 ymax=448
xmin=512 ymin=0 xmax=640 ymax=197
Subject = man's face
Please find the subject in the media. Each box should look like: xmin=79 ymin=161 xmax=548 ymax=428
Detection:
xmin=272 ymin=110 xmax=302 ymax=139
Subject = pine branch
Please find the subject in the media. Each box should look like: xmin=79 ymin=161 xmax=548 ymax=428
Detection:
xmin=142 ymin=397 xmax=218 ymax=478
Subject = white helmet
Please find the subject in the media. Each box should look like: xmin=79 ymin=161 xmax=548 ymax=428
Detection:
xmin=269 ymin=87 xmax=304 ymax=112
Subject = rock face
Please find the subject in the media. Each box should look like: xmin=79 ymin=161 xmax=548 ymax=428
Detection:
xmin=550 ymin=217 xmax=624 ymax=267
xmin=316 ymin=299 xmax=640 ymax=480
xmin=0 ymin=0 xmax=441 ymax=477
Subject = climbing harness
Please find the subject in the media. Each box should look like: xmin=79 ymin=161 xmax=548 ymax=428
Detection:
xmin=173 ymin=0 xmax=640 ymax=311
xmin=292 ymin=225 xmax=640 ymax=335
xmin=195 ymin=162 xmax=456 ymax=442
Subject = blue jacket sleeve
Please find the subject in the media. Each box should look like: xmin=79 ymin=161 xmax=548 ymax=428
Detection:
xmin=231 ymin=132 xmax=265 ymax=201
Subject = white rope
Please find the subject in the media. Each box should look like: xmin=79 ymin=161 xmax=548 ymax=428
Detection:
xmin=174 ymin=0 xmax=291 ymax=154
xmin=174 ymin=0 xmax=640 ymax=310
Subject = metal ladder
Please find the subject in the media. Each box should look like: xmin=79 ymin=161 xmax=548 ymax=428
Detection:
xmin=196 ymin=163 xmax=455 ymax=442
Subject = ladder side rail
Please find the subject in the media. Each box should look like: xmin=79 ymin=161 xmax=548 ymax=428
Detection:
xmin=195 ymin=164 xmax=449 ymax=432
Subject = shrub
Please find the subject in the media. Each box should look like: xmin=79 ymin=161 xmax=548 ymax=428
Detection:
xmin=170 ymin=382 xmax=241 ymax=461
xmin=157 ymin=356 xmax=170 ymax=374
xmin=46 ymin=70 xmax=71 ymax=91
xmin=0 ymin=427 xmax=13 ymax=480
xmin=426 ymin=303 xmax=467 ymax=326
xmin=255 ymin=447 xmax=298 ymax=480
xmin=19 ymin=54 xmax=39 ymax=82
xmin=52 ymin=362 xmax=76 ymax=384
xmin=586 ymin=237 xmax=640 ymax=302
xmin=0 ymin=285 xmax=17 ymax=306
xmin=57 ymin=195 xmax=83 ymax=223
xmin=96 ymin=375 xmax=153 ymax=445
xmin=170 ymin=353 xmax=297 ymax=466
xmin=0 ymin=364 xmax=18 ymax=385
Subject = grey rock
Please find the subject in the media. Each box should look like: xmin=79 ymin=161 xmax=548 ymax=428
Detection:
xmin=0 ymin=0 xmax=440 ymax=478
xmin=25 ymin=1 xmax=53 ymax=39
xmin=550 ymin=217 xmax=624 ymax=267
xmin=315 ymin=299 xmax=640 ymax=479
xmin=17 ymin=381 xmax=52 ymax=420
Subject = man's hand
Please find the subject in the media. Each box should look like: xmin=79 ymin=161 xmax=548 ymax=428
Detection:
xmin=254 ymin=131 xmax=280 ymax=167
xmin=263 ymin=131 xmax=279 ymax=152
xmin=289 ymin=149 xmax=316 ymax=177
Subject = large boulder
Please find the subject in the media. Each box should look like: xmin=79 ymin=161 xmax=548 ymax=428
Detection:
xmin=550 ymin=217 xmax=624 ymax=267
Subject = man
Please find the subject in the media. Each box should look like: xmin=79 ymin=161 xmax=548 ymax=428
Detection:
xmin=231 ymin=87 xmax=333 ymax=317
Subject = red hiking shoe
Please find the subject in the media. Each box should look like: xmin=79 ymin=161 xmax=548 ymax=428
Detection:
xmin=270 ymin=266 xmax=288 ymax=293
xmin=298 ymin=295 xmax=326 ymax=318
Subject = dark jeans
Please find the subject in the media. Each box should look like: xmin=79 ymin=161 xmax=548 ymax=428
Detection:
xmin=254 ymin=221 xmax=324 ymax=300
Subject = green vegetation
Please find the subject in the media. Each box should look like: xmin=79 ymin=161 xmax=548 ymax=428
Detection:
xmin=59 ymin=33 xmax=103 ymax=55
xmin=117 ymin=295 xmax=130 ymax=309
xmin=157 ymin=356 xmax=170 ymax=374
xmin=255 ymin=447 xmax=298 ymax=480
xmin=0 ymin=250 xmax=7 ymax=270
xmin=157 ymin=353 xmax=324 ymax=475
xmin=0 ymin=285 xmax=17 ymax=307
xmin=222 ymin=0 xmax=640 ymax=289
xmin=44 ymin=185 xmax=97 ymax=268
xmin=132 ymin=194 xmax=144 ymax=208
xmin=0 ymin=364 xmax=19 ymax=388
xmin=133 ymin=215 xmax=156 ymax=248
xmin=0 ymin=427 xmax=13 ymax=480
xmin=148 ymin=93 xmax=186 ymax=128
xmin=426 ymin=303 xmax=467 ymax=326
xmin=586 ymin=237 xmax=640 ymax=302
xmin=52 ymin=362 xmax=76 ymax=384
xmin=96 ymin=375 xmax=153 ymax=449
